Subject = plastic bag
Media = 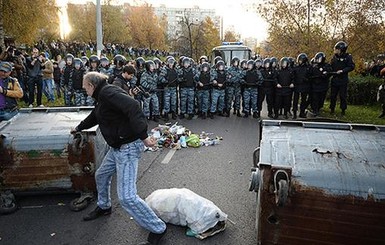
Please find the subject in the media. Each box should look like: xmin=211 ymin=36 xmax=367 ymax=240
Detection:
xmin=186 ymin=134 xmax=200 ymax=148
xmin=145 ymin=188 xmax=227 ymax=235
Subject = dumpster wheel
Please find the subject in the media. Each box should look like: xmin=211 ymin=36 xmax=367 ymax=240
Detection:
xmin=276 ymin=180 xmax=288 ymax=207
xmin=69 ymin=193 xmax=94 ymax=212
xmin=0 ymin=191 xmax=18 ymax=215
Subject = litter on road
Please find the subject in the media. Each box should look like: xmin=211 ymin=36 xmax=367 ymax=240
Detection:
xmin=145 ymin=122 xmax=222 ymax=152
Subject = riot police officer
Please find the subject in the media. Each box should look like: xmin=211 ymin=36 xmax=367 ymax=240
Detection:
xmin=292 ymin=53 xmax=312 ymax=119
xmin=330 ymin=41 xmax=355 ymax=115
xmin=140 ymin=60 xmax=160 ymax=122
xmin=177 ymin=57 xmax=197 ymax=120
xmin=159 ymin=56 xmax=178 ymax=120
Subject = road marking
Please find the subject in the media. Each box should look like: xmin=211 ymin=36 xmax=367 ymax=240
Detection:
xmin=161 ymin=149 xmax=177 ymax=164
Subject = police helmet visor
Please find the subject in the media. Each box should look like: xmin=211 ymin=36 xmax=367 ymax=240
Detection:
xmin=183 ymin=60 xmax=191 ymax=68
xmin=255 ymin=61 xmax=262 ymax=67
xmin=247 ymin=63 xmax=254 ymax=70
xmin=101 ymin=60 xmax=109 ymax=66
xmin=66 ymin=58 xmax=73 ymax=65
xmin=203 ymin=66 xmax=208 ymax=72
xmin=281 ymin=60 xmax=288 ymax=68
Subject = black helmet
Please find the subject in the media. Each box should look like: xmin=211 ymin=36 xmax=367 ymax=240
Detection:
xmin=166 ymin=57 xmax=176 ymax=67
xmin=214 ymin=56 xmax=222 ymax=65
xmin=135 ymin=57 xmax=145 ymax=69
xmin=255 ymin=58 xmax=262 ymax=68
xmin=199 ymin=55 xmax=208 ymax=64
xmin=89 ymin=55 xmax=100 ymax=65
xmin=288 ymin=57 xmax=295 ymax=67
xmin=314 ymin=52 xmax=326 ymax=64
xmin=65 ymin=53 xmax=74 ymax=64
xmin=231 ymin=56 xmax=240 ymax=67
xmin=297 ymin=53 xmax=308 ymax=65
xmin=81 ymin=56 xmax=89 ymax=66
xmin=182 ymin=57 xmax=191 ymax=68
xmin=216 ymin=60 xmax=225 ymax=70
xmin=145 ymin=60 xmax=155 ymax=72
xmin=153 ymin=57 xmax=161 ymax=69
xmin=246 ymin=59 xmax=255 ymax=69
xmin=100 ymin=57 xmax=109 ymax=67
xmin=270 ymin=57 xmax=278 ymax=68
xmin=73 ymin=58 xmax=83 ymax=68
xmin=334 ymin=41 xmax=348 ymax=53
xmin=263 ymin=58 xmax=271 ymax=68
xmin=200 ymin=62 xmax=210 ymax=72
xmin=280 ymin=57 xmax=289 ymax=69
xmin=113 ymin=54 xmax=126 ymax=67
xmin=240 ymin=59 xmax=247 ymax=69
xmin=178 ymin=56 xmax=186 ymax=67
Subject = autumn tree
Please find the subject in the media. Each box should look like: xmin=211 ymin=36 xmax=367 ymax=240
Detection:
xmin=257 ymin=0 xmax=385 ymax=61
xmin=125 ymin=4 xmax=166 ymax=50
xmin=200 ymin=17 xmax=221 ymax=58
xmin=224 ymin=30 xmax=240 ymax=42
xmin=68 ymin=1 xmax=129 ymax=44
xmin=0 ymin=0 xmax=58 ymax=46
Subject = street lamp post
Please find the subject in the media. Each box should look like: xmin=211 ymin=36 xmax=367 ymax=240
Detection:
xmin=96 ymin=0 xmax=103 ymax=57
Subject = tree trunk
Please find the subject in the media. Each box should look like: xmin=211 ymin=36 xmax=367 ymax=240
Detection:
xmin=0 ymin=0 xmax=5 ymax=49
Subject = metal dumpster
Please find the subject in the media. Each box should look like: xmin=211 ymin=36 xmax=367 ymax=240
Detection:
xmin=0 ymin=107 xmax=108 ymax=214
xmin=249 ymin=120 xmax=385 ymax=245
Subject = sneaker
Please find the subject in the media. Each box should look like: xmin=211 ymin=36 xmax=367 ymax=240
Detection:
xmin=39 ymin=104 xmax=44 ymax=108
xmin=171 ymin=112 xmax=177 ymax=120
xmin=138 ymin=227 xmax=167 ymax=245
xmin=29 ymin=104 xmax=33 ymax=108
xmin=83 ymin=206 xmax=112 ymax=221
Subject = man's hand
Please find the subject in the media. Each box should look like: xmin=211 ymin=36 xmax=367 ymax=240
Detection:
xmin=289 ymin=83 xmax=294 ymax=88
xmin=0 ymin=86 xmax=3 ymax=94
xmin=198 ymin=82 xmax=204 ymax=87
xmin=143 ymin=136 xmax=157 ymax=147
xmin=277 ymin=84 xmax=282 ymax=88
xmin=336 ymin=70 xmax=343 ymax=74
xmin=70 ymin=127 xmax=78 ymax=134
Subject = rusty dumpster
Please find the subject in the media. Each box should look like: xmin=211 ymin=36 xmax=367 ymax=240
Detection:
xmin=0 ymin=107 xmax=108 ymax=214
xmin=249 ymin=120 xmax=385 ymax=245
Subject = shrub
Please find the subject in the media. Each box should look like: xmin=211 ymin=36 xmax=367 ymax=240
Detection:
xmin=347 ymin=75 xmax=383 ymax=105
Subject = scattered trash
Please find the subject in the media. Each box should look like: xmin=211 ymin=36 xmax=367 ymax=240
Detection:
xmin=146 ymin=188 xmax=228 ymax=240
xmin=57 ymin=202 xmax=65 ymax=206
xmin=148 ymin=122 xmax=223 ymax=151
xmin=50 ymin=233 xmax=56 ymax=237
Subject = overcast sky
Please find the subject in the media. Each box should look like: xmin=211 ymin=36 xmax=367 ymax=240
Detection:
xmin=66 ymin=0 xmax=268 ymax=41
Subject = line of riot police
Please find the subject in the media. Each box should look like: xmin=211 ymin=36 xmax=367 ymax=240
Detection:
xmin=58 ymin=40 xmax=354 ymax=120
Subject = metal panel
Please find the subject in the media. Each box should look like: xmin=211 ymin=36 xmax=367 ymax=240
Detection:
xmin=256 ymin=120 xmax=385 ymax=244
xmin=0 ymin=108 xmax=106 ymax=193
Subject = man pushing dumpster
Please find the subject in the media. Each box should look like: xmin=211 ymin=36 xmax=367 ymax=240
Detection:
xmin=71 ymin=71 xmax=167 ymax=245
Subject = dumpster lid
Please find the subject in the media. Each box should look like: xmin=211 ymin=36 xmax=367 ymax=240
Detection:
xmin=0 ymin=107 xmax=96 ymax=151
xmin=259 ymin=120 xmax=385 ymax=200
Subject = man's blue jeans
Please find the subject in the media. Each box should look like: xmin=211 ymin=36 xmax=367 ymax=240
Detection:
xmin=0 ymin=109 xmax=18 ymax=122
xmin=95 ymin=139 xmax=166 ymax=234
xmin=42 ymin=78 xmax=55 ymax=102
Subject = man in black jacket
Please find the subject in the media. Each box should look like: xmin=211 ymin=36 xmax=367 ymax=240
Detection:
xmin=72 ymin=72 xmax=166 ymax=245
xmin=330 ymin=41 xmax=355 ymax=115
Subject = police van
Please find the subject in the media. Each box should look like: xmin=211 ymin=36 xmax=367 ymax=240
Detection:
xmin=211 ymin=42 xmax=252 ymax=66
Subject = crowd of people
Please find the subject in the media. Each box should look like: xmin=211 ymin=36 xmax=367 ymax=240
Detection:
xmin=0 ymin=40 xmax=374 ymax=123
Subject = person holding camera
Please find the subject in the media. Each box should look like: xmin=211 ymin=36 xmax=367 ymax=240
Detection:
xmin=0 ymin=62 xmax=24 ymax=121
xmin=26 ymin=48 xmax=44 ymax=107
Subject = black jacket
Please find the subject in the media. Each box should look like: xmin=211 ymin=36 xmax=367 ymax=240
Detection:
xmin=293 ymin=64 xmax=312 ymax=93
xmin=331 ymin=53 xmax=355 ymax=85
xmin=76 ymin=82 xmax=148 ymax=148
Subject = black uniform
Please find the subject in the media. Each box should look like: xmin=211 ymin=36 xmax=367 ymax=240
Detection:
xmin=275 ymin=68 xmax=294 ymax=118
xmin=310 ymin=63 xmax=332 ymax=116
xmin=292 ymin=64 xmax=312 ymax=117
xmin=330 ymin=53 xmax=355 ymax=113
xmin=259 ymin=68 xmax=277 ymax=117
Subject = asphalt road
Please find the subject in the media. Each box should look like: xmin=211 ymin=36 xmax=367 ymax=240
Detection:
xmin=0 ymin=114 xmax=261 ymax=245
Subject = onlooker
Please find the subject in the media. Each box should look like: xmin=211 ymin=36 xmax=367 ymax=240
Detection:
xmin=0 ymin=62 xmax=23 ymax=121
xmin=26 ymin=48 xmax=43 ymax=107
xmin=41 ymin=53 xmax=55 ymax=104
xmin=53 ymin=61 xmax=62 ymax=98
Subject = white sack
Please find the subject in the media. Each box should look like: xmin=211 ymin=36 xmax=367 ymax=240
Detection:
xmin=145 ymin=188 xmax=227 ymax=234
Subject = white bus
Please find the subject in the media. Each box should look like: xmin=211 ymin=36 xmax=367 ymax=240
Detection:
xmin=211 ymin=42 xmax=252 ymax=66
